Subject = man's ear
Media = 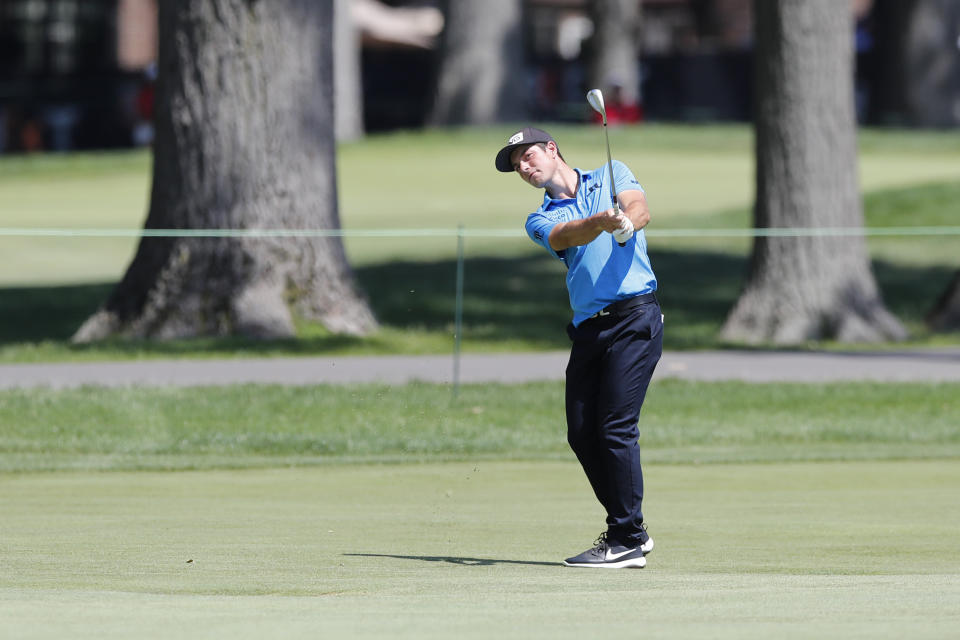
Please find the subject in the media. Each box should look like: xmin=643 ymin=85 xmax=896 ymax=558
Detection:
xmin=546 ymin=141 xmax=559 ymax=158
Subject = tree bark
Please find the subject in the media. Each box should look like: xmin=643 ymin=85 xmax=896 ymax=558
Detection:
xmin=585 ymin=0 xmax=641 ymax=104
xmin=428 ymin=0 xmax=526 ymax=125
xmin=721 ymin=0 xmax=906 ymax=344
xmin=335 ymin=0 xmax=365 ymax=141
xmin=927 ymin=271 xmax=960 ymax=331
xmin=74 ymin=0 xmax=376 ymax=342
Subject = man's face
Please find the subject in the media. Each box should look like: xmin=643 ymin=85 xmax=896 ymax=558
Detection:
xmin=510 ymin=142 xmax=557 ymax=188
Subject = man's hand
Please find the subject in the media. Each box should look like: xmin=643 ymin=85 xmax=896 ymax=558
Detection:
xmin=598 ymin=207 xmax=634 ymax=245
xmin=595 ymin=207 xmax=628 ymax=233
xmin=613 ymin=215 xmax=634 ymax=244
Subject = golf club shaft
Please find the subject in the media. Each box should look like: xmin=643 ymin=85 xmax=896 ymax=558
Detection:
xmin=602 ymin=123 xmax=617 ymax=209
xmin=602 ymin=123 xmax=625 ymax=246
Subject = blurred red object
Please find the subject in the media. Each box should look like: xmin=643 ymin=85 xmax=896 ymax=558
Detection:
xmin=590 ymin=84 xmax=643 ymax=124
xmin=591 ymin=101 xmax=643 ymax=124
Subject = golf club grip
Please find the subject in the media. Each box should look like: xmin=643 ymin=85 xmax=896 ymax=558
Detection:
xmin=613 ymin=194 xmax=626 ymax=247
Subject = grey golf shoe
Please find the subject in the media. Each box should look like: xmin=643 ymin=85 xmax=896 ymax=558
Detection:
xmin=562 ymin=530 xmax=654 ymax=569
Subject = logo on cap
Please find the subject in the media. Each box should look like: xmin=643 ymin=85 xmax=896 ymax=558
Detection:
xmin=508 ymin=132 xmax=524 ymax=145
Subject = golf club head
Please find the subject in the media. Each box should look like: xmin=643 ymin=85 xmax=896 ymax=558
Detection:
xmin=587 ymin=89 xmax=607 ymax=123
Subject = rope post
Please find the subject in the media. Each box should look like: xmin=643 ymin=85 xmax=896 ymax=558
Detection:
xmin=453 ymin=225 xmax=465 ymax=399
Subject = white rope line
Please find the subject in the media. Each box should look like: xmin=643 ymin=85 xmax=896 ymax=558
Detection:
xmin=0 ymin=226 xmax=959 ymax=239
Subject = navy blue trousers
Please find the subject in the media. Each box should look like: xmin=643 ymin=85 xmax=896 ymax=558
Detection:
xmin=565 ymin=297 xmax=663 ymax=548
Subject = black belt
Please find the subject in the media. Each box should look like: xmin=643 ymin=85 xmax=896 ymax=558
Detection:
xmin=587 ymin=292 xmax=658 ymax=320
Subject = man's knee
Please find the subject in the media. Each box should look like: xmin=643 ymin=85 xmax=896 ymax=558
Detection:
xmin=599 ymin=414 xmax=642 ymax=447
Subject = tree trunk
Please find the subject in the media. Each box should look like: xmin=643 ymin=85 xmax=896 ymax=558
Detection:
xmin=428 ymin=0 xmax=526 ymax=125
xmin=74 ymin=0 xmax=376 ymax=342
xmin=335 ymin=0 xmax=365 ymax=141
xmin=927 ymin=271 xmax=960 ymax=331
xmin=721 ymin=0 xmax=906 ymax=344
xmin=585 ymin=0 xmax=641 ymax=104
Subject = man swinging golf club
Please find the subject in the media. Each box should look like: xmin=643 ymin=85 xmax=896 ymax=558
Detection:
xmin=495 ymin=91 xmax=662 ymax=569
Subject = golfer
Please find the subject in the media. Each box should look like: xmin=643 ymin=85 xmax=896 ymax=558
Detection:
xmin=495 ymin=127 xmax=662 ymax=568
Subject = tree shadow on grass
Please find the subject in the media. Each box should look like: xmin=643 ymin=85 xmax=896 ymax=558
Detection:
xmin=351 ymin=249 xmax=745 ymax=348
xmin=0 ymin=283 xmax=114 ymax=345
xmin=343 ymin=553 xmax=557 ymax=568
xmin=353 ymin=249 xmax=958 ymax=348
xmin=354 ymin=253 xmax=572 ymax=343
xmin=0 ymin=249 xmax=954 ymax=354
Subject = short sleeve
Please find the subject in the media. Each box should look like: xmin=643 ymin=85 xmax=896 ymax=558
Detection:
xmin=525 ymin=212 xmax=565 ymax=261
xmin=613 ymin=160 xmax=644 ymax=194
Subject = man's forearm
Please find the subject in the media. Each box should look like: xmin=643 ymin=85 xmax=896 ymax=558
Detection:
xmin=549 ymin=214 xmax=617 ymax=251
xmin=548 ymin=189 xmax=649 ymax=251
xmin=620 ymin=196 xmax=650 ymax=231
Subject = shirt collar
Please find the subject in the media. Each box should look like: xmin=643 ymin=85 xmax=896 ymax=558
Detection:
xmin=541 ymin=168 xmax=589 ymax=207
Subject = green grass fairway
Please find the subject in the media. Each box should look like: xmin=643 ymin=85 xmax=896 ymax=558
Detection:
xmin=2 ymin=460 xmax=958 ymax=639
xmin=2 ymin=380 xmax=957 ymax=472
xmin=1 ymin=378 xmax=956 ymax=638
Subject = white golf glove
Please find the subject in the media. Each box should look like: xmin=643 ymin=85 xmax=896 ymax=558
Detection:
xmin=613 ymin=216 xmax=634 ymax=244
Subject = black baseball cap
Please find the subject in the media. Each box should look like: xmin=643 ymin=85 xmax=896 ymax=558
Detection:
xmin=494 ymin=127 xmax=557 ymax=172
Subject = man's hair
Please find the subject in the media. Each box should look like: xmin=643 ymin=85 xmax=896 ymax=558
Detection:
xmin=537 ymin=142 xmax=565 ymax=164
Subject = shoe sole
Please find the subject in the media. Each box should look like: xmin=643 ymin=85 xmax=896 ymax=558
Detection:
xmin=561 ymin=537 xmax=654 ymax=569
xmin=562 ymin=556 xmax=646 ymax=569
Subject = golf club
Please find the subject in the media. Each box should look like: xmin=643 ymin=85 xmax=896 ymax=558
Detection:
xmin=586 ymin=89 xmax=630 ymax=246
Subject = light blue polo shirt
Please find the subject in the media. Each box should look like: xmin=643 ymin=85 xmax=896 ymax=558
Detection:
xmin=525 ymin=160 xmax=657 ymax=327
